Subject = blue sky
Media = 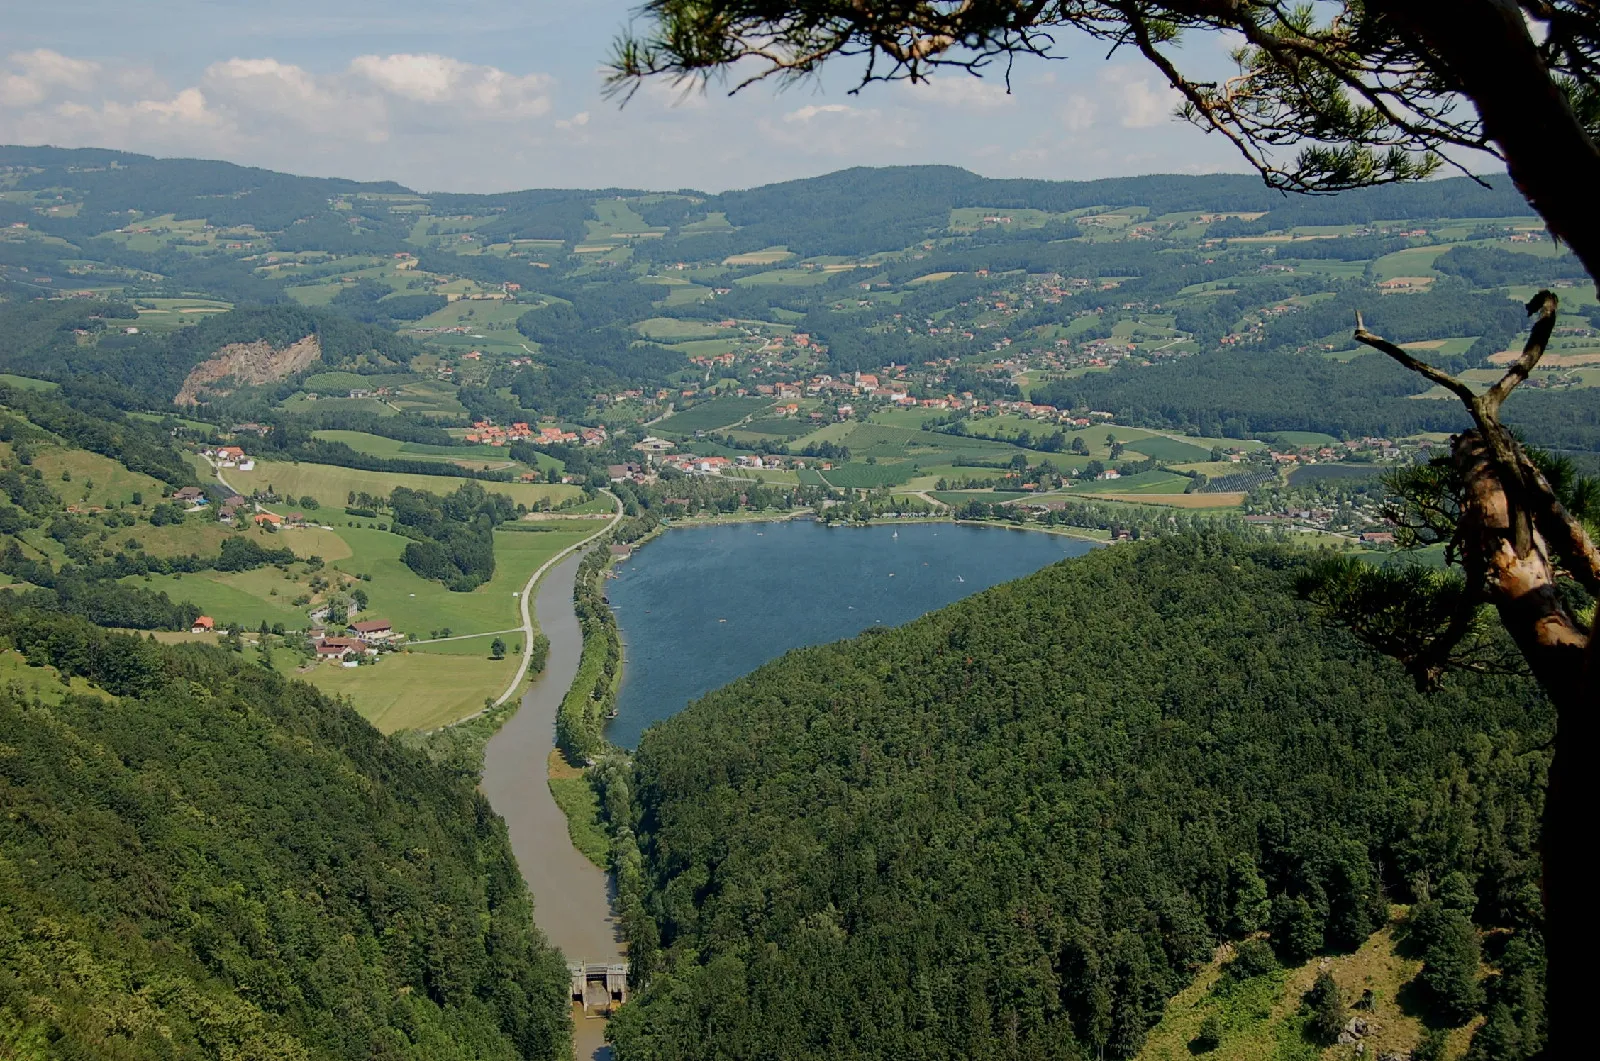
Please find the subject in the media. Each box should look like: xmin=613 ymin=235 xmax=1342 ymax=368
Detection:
xmin=2 ymin=0 xmax=1258 ymax=192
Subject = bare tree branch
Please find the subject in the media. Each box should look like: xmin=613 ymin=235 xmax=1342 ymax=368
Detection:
xmin=1353 ymin=313 xmax=1481 ymax=405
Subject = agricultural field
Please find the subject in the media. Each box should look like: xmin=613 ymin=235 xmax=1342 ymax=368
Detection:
xmin=215 ymin=458 xmax=583 ymax=510
xmin=635 ymin=317 xmax=726 ymax=341
xmin=312 ymin=429 xmax=531 ymax=470
xmin=1069 ymin=470 xmax=1197 ymax=494
xmin=122 ymin=517 xmax=595 ymax=730
xmin=818 ymin=462 xmax=919 ymax=488
xmin=1122 ymin=436 xmax=1213 ymax=462
xmin=653 ymin=396 xmax=774 ymax=434
xmin=297 ymin=651 xmax=520 ymax=733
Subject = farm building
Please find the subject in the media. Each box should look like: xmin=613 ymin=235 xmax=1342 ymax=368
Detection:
xmin=315 ymin=636 xmax=373 ymax=660
xmin=350 ymin=619 xmax=395 ymax=643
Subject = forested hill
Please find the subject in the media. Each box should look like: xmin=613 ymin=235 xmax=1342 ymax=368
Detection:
xmin=0 ymin=609 xmax=572 ymax=1060
xmin=606 ymin=535 xmax=1549 ymax=1061
xmin=690 ymin=166 xmax=1530 ymax=257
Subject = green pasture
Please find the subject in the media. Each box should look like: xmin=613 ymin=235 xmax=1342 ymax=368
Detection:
xmin=297 ymin=652 xmax=519 ymax=733
xmin=312 ymin=429 xmax=537 ymax=469
xmin=281 ymin=396 xmax=397 ymax=417
xmin=635 ymin=317 xmax=724 ymax=341
xmin=218 ymin=458 xmax=583 ymax=509
xmin=653 ymin=396 xmax=774 ymax=434
xmin=821 ymin=462 xmax=919 ymax=489
xmin=28 ymin=445 xmax=167 ymax=509
xmin=1370 ymin=245 xmax=1453 ymax=280
xmin=933 ymin=490 xmax=1030 ymax=505
xmin=1070 ymin=470 xmax=1195 ymax=494
xmin=866 ymin=407 xmax=939 ymax=430
xmin=734 ymin=268 xmax=833 ymax=287
xmin=127 ymin=569 xmax=307 ymax=629
xmin=1125 ymin=436 xmax=1212 ymax=462
xmin=0 ymin=374 xmax=59 ymax=392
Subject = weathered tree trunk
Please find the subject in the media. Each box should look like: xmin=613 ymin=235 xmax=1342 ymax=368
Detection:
xmin=1451 ymin=430 xmax=1589 ymax=1056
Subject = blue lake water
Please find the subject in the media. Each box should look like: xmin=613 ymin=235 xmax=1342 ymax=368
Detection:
xmin=604 ymin=520 xmax=1096 ymax=747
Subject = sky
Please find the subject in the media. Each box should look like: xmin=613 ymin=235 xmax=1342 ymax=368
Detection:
xmin=1 ymin=0 xmax=1259 ymax=194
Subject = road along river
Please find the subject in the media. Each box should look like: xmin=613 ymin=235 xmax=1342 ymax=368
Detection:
xmin=481 ymin=547 xmax=623 ymax=1061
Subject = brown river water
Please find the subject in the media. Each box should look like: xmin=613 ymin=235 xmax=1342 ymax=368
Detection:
xmin=480 ymin=548 xmax=621 ymax=1061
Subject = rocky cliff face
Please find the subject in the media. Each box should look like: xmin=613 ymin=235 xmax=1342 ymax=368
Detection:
xmin=175 ymin=334 xmax=321 ymax=406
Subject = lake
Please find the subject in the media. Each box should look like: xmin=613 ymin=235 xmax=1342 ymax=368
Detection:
xmin=604 ymin=520 xmax=1096 ymax=746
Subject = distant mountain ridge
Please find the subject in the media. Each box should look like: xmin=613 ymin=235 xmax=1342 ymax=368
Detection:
xmin=1 ymin=145 xmax=1531 ymax=259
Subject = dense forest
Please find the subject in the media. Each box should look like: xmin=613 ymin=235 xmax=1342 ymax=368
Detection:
xmin=604 ymin=535 xmax=1549 ymax=1061
xmin=390 ymin=482 xmax=519 ymax=591
xmin=0 ymin=606 xmax=571 ymax=1060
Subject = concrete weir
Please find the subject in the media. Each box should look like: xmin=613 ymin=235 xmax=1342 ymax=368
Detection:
xmin=481 ymin=547 xmax=626 ymax=1061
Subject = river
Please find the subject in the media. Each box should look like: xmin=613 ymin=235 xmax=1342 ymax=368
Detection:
xmin=605 ymin=520 xmax=1095 ymax=747
xmin=481 ymin=548 xmax=620 ymax=1061
xmin=482 ymin=520 xmax=1094 ymax=1060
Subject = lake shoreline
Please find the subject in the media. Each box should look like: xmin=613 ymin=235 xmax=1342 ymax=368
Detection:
xmin=602 ymin=521 xmax=1098 ymax=749
xmin=638 ymin=507 xmax=1108 ymax=543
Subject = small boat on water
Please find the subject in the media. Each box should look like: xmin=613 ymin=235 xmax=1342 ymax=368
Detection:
xmin=956 ymin=575 xmax=965 ymax=583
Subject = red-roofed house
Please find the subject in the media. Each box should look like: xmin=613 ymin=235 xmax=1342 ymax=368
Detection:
xmin=350 ymin=619 xmax=394 ymax=643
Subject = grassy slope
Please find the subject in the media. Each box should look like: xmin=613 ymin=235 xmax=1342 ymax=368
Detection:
xmin=219 ymin=457 xmax=583 ymax=509
xmin=1136 ymin=912 xmax=1480 ymax=1061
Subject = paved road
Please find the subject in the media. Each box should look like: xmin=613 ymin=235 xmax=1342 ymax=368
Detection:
xmin=481 ymin=549 xmax=622 ymax=1061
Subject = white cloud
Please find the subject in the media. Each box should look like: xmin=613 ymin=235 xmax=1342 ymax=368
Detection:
xmin=350 ymin=53 xmax=551 ymax=117
xmin=782 ymin=103 xmax=855 ymax=123
xmin=0 ymin=49 xmax=557 ymax=165
xmin=901 ymin=75 xmax=1014 ymax=111
xmin=1060 ymin=94 xmax=1096 ymax=132
xmin=1100 ymin=65 xmax=1181 ymax=128
xmin=2 ymin=49 xmax=101 ymax=107
xmin=760 ymin=101 xmax=915 ymax=158
xmin=0 ymin=40 xmax=1247 ymax=192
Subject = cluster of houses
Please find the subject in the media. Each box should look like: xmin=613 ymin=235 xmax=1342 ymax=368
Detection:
xmin=188 ymin=616 xmax=403 ymax=663
xmin=465 ymin=420 xmax=607 ymax=447
xmin=314 ymin=619 xmax=399 ymax=664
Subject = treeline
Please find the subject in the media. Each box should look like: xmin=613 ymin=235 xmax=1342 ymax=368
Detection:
xmin=1036 ymin=342 xmax=1600 ymax=449
xmin=606 ymin=535 xmax=1549 ymax=1061
xmin=0 ymin=604 xmax=571 ymax=1060
xmin=640 ymin=167 xmax=1527 ymax=259
xmin=555 ymin=513 xmax=658 ymax=761
xmin=2 ymin=533 xmax=295 ymax=587
xmin=1 ymin=383 xmax=195 ymax=486
xmin=391 ymin=482 xmax=518 ymax=591
xmin=555 ymin=544 xmax=623 ymax=762
xmin=0 ymin=296 xmax=423 ymax=405
xmin=277 ymin=405 xmax=458 ymax=444
xmin=953 ymin=496 xmax=1250 ymax=540
xmin=264 ymin=431 xmax=519 ymax=482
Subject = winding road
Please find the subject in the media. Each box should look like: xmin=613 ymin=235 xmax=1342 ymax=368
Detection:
xmin=482 ymin=500 xmax=625 ymax=1061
